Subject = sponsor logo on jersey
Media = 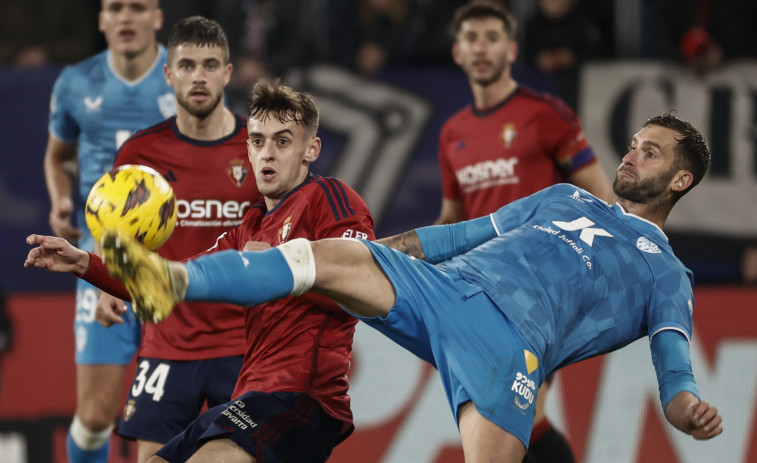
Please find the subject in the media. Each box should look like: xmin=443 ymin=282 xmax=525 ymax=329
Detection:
xmin=278 ymin=216 xmax=292 ymax=243
xmin=501 ymin=123 xmax=517 ymax=148
xmin=455 ymin=157 xmax=519 ymax=193
xmin=570 ymin=189 xmax=594 ymax=203
xmin=83 ymin=96 xmax=103 ymax=112
xmin=158 ymin=92 xmax=176 ymax=118
xmin=177 ymin=199 xmax=250 ymax=219
xmin=227 ymin=159 xmax=249 ymax=187
xmin=123 ymin=399 xmax=136 ymax=422
xmin=636 ymin=236 xmax=661 ymax=254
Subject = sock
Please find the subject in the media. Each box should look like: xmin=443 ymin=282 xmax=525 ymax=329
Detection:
xmin=66 ymin=417 xmax=111 ymax=463
xmin=185 ymin=239 xmax=315 ymax=305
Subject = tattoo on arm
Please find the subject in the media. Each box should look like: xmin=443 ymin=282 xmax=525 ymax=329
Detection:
xmin=376 ymin=230 xmax=426 ymax=260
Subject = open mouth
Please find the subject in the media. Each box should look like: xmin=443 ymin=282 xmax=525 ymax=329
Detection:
xmin=260 ymin=167 xmax=276 ymax=179
xmin=118 ymin=29 xmax=136 ymax=40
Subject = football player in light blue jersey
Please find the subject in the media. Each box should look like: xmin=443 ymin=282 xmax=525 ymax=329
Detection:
xmin=44 ymin=113 xmax=721 ymax=462
xmin=42 ymin=1 xmax=174 ymax=462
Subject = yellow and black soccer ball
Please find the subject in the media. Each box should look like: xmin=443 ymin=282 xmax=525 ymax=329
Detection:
xmin=85 ymin=164 xmax=177 ymax=250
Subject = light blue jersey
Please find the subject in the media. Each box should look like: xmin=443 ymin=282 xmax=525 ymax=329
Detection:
xmin=444 ymin=184 xmax=694 ymax=374
xmin=49 ymin=46 xmax=175 ymax=252
xmin=49 ymin=47 xmax=175 ymax=365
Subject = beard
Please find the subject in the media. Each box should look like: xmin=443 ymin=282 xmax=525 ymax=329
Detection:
xmin=613 ymin=166 xmax=676 ymax=203
xmin=464 ymin=58 xmax=508 ymax=87
xmin=176 ymin=90 xmax=223 ymax=120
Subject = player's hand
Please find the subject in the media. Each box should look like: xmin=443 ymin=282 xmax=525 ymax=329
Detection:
xmin=683 ymin=400 xmax=723 ymax=440
xmin=24 ymin=234 xmax=90 ymax=274
xmin=96 ymin=292 xmax=127 ymax=327
xmin=243 ymin=241 xmax=272 ymax=252
xmin=49 ymin=198 xmax=81 ymax=243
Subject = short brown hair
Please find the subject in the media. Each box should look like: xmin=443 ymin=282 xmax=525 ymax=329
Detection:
xmin=167 ymin=16 xmax=230 ymax=64
xmin=644 ymin=112 xmax=711 ymax=196
xmin=452 ymin=1 xmax=517 ymax=39
xmin=248 ymin=79 xmax=319 ymax=136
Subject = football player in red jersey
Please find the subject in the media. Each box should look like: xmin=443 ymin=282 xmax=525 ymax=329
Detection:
xmin=26 ymin=78 xmax=374 ymax=462
xmin=93 ymin=16 xmax=261 ymax=463
xmin=436 ymin=2 xmax=614 ymax=461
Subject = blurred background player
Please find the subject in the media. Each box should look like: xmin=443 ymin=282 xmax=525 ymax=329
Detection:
xmin=92 ymin=16 xmax=261 ymax=463
xmin=42 ymin=0 xmax=173 ymax=461
xmin=435 ymin=1 xmax=614 ymax=461
xmin=26 ymin=78 xmax=374 ymax=462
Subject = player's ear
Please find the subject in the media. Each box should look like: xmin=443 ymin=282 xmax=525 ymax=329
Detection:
xmin=670 ymin=170 xmax=693 ymax=193
xmin=223 ymin=62 xmax=233 ymax=86
xmin=163 ymin=63 xmax=171 ymax=84
xmin=452 ymin=41 xmax=461 ymax=66
xmin=154 ymin=7 xmax=164 ymax=32
xmin=303 ymin=136 xmax=321 ymax=164
xmin=507 ymin=39 xmax=518 ymax=64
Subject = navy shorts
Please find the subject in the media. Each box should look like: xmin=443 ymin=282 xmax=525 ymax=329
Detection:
xmin=156 ymin=391 xmax=343 ymax=463
xmin=356 ymin=241 xmax=545 ymax=448
xmin=116 ymin=355 xmax=243 ymax=444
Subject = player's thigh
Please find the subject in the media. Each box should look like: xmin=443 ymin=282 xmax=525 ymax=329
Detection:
xmin=458 ymin=401 xmax=526 ymax=463
xmin=74 ymin=279 xmax=140 ymax=365
xmin=187 ymin=439 xmax=251 ymax=463
xmin=137 ymin=440 xmax=163 ymax=463
xmin=76 ymin=364 xmax=126 ymax=421
xmin=311 ymin=238 xmax=395 ymax=317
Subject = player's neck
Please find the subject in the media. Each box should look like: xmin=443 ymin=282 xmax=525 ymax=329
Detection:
xmin=471 ymin=77 xmax=517 ymax=111
xmin=175 ymin=106 xmax=235 ymax=141
xmin=616 ymin=197 xmax=671 ymax=230
xmin=110 ymin=45 xmax=159 ymax=82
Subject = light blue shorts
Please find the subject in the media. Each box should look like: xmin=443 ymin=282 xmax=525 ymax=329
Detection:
xmin=74 ymin=279 xmax=141 ymax=364
xmin=354 ymin=241 xmax=544 ymax=448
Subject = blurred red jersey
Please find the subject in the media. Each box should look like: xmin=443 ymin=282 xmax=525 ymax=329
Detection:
xmin=115 ymin=116 xmax=261 ymax=360
xmin=209 ymin=173 xmax=374 ymax=434
xmin=438 ymin=86 xmax=598 ymax=219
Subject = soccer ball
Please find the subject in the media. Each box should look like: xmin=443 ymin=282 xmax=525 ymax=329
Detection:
xmin=85 ymin=164 xmax=177 ymax=250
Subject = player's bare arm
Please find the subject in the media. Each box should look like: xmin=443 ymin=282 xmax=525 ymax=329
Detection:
xmin=376 ymin=230 xmax=426 ymax=260
xmin=43 ymin=135 xmax=81 ymax=242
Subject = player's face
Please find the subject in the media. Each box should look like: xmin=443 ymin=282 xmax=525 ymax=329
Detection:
xmin=247 ymin=117 xmax=320 ymax=208
xmin=99 ymin=0 xmax=162 ymax=58
xmin=166 ymin=44 xmax=231 ymax=120
xmin=613 ymin=125 xmax=683 ymax=203
xmin=453 ymin=17 xmax=517 ymax=86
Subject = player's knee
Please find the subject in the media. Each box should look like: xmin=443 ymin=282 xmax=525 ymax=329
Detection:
xmin=277 ymin=238 xmax=316 ymax=296
xmin=70 ymin=415 xmax=113 ymax=450
xmin=76 ymin=407 xmax=116 ymax=433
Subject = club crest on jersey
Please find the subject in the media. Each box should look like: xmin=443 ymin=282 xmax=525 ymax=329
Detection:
xmin=636 ymin=236 xmax=661 ymax=254
xmin=501 ymin=123 xmax=517 ymax=149
xmin=123 ymin=399 xmax=137 ymax=422
xmin=278 ymin=216 xmax=293 ymax=243
xmin=158 ymin=92 xmax=176 ymax=118
xmin=83 ymin=96 xmax=103 ymax=112
xmin=227 ymin=159 xmax=249 ymax=187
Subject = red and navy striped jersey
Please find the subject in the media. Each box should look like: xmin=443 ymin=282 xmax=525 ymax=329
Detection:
xmin=114 ymin=115 xmax=262 ymax=360
xmin=210 ymin=173 xmax=374 ymax=438
xmin=439 ymin=86 xmax=598 ymax=220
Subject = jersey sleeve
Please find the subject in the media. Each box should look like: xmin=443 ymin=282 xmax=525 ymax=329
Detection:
xmin=541 ymin=96 xmax=597 ymax=175
xmin=489 ymin=186 xmax=555 ymax=235
xmin=647 ymin=267 xmax=695 ymax=342
xmin=438 ymin=123 xmax=462 ymax=201
xmin=48 ymin=67 xmax=79 ymax=143
xmin=310 ymin=178 xmax=375 ymax=241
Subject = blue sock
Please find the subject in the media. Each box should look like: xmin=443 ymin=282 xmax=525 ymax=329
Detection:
xmin=66 ymin=430 xmax=109 ymax=463
xmin=185 ymin=248 xmax=295 ymax=305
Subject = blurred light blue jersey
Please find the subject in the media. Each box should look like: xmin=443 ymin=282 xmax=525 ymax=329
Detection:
xmin=49 ymin=46 xmax=175 ymax=252
xmin=440 ymin=184 xmax=695 ymax=374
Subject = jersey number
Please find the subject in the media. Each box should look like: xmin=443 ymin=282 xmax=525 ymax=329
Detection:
xmin=132 ymin=360 xmax=170 ymax=401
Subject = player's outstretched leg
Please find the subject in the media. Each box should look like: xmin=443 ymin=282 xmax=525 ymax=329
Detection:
xmin=101 ymin=229 xmax=187 ymax=322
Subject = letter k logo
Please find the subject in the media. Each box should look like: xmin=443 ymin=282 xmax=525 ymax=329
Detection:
xmin=553 ymin=217 xmax=613 ymax=246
